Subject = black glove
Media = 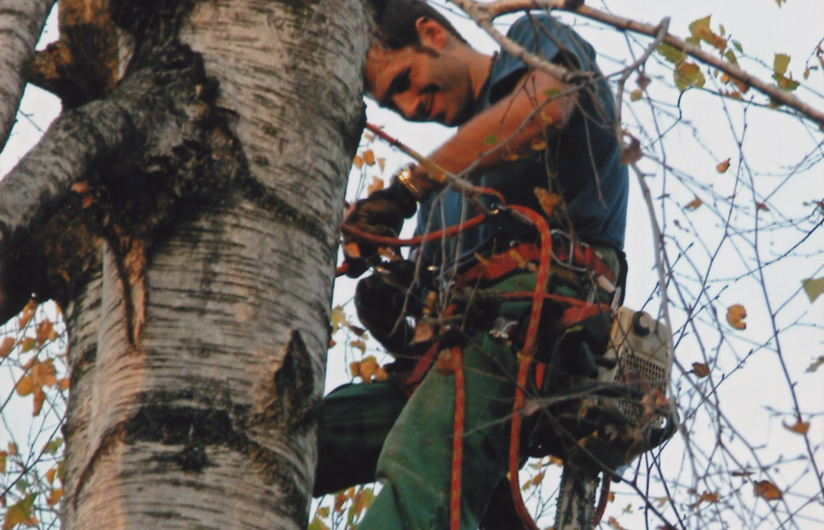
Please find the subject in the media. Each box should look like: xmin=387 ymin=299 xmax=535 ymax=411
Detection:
xmin=355 ymin=260 xmax=424 ymax=355
xmin=343 ymin=179 xmax=418 ymax=278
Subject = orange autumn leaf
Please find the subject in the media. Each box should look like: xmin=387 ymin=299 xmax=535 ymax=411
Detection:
xmin=783 ymin=420 xmax=810 ymax=435
xmin=362 ymin=149 xmax=376 ymax=166
xmin=32 ymin=389 xmax=46 ymax=416
xmin=534 ymin=188 xmax=562 ymax=216
xmin=342 ymin=242 xmax=361 ymax=259
xmin=753 ymin=480 xmax=783 ymax=501
xmin=716 ymin=158 xmax=731 ymax=173
xmin=684 ymin=197 xmax=703 ymax=211
xmin=726 ymin=304 xmax=747 ymax=330
xmin=367 ymin=177 xmax=384 ymax=196
xmin=58 ymin=378 xmax=70 ymax=391
xmin=35 ymin=319 xmax=54 ymax=347
xmin=0 ymin=338 xmax=14 ymax=358
xmin=18 ymin=300 xmax=36 ymax=329
xmin=70 ymin=181 xmax=89 ymax=194
xmin=16 ymin=376 xmax=36 ymax=397
xmin=607 ymin=516 xmax=626 ymax=530
xmin=352 ymin=155 xmax=364 ymax=169
xmin=692 ymin=362 xmax=710 ymax=378
xmin=46 ymin=488 xmax=63 ymax=507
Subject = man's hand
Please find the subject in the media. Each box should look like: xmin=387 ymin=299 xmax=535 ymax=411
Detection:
xmin=342 ymin=177 xmax=418 ymax=278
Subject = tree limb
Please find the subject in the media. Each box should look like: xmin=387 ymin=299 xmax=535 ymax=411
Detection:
xmin=450 ymin=0 xmax=824 ymax=127
xmin=0 ymin=0 xmax=56 ymax=153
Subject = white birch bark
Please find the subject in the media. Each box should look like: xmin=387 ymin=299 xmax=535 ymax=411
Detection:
xmin=0 ymin=0 xmax=54 ymax=151
xmin=52 ymin=1 xmax=369 ymax=529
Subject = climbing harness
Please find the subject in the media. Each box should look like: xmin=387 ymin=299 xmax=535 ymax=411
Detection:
xmin=338 ymin=127 xmax=676 ymax=530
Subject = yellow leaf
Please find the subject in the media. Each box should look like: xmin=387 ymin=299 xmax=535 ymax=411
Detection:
xmin=0 ymin=338 xmax=14 ymax=358
xmin=531 ymin=137 xmax=547 ymax=151
xmin=46 ymin=488 xmax=63 ymax=507
xmin=531 ymin=472 xmax=545 ymax=485
xmin=33 ymin=389 xmax=46 ymax=416
xmin=801 ymin=277 xmax=824 ymax=303
xmin=783 ymin=420 xmax=810 ymax=435
xmin=630 ymin=89 xmax=643 ymax=101
xmin=726 ymin=304 xmax=747 ymax=330
xmin=350 ymin=339 xmax=366 ymax=353
xmin=2 ymin=505 xmax=38 ymax=530
xmin=352 ymin=155 xmax=364 ymax=169
xmin=684 ymin=197 xmax=703 ymax=210
xmin=45 ymin=468 xmax=57 ymax=485
xmin=357 ymin=356 xmax=383 ymax=384
xmin=349 ymin=361 xmax=360 ymax=378
xmin=534 ymin=188 xmax=562 ymax=216
xmin=32 ymin=359 xmax=57 ymax=388
xmin=16 ymin=376 xmax=35 ymax=397
xmin=774 ymin=53 xmax=791 ymax=76
xmin=330 ymin=305 xmax=348 ymax=334
xmin=19 ymin=337 xmax=36 ymax=353
xmin=692 ymin=362 xmax=710 ymax=378
xmin=362 ymin=149 xmax=376 ymax=166
xmin=716 ymin=158 xmax=730 ymax=173
xmin=0 ymin=452 xmax=6 ymax=473
xmin=539 ymin=111 xmax=555 ymax=125
xmin=58 ymin=378 xmax=70 ymax=391
xmin=753 ymin=480 xmax=782 ymax=500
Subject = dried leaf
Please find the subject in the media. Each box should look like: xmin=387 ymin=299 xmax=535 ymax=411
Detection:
xmin=70 ymin=181 xmax=89 ymax=194
xmin=629 ymin=89 xmax=643 ymax=101
xmin=350 ymin=339 xmax=366 ymax=353
xmin=342 ymin=242 xmax=361 ymax=259
xmin=352 ymin=155 xmax=364 ymax=169
xmin=411 ymin=322 xmax=434 ymax=344
xmin=801 ymin=277 xmax=824 ymax=303
xmin=607 ymin=516 xmax=626 ymax=530
xmin=806 ymin=356 xmax=824 ymax=373
xmin=674 ymin=62 xmax=706 ymax=92
xmin=349 ymin=361 xmax=360 ymax=378
xmin=531 ymin=137 xmax=547 ymax=151
xmin=330 ymin=305 xmax=348 ymax=334
xmin=435 ymin=349 xmax=455 ymax=374
xmin=0 ymin=338 xmax=14 ymax=358
xmin=774 ymin=53 xmax=791 ymax=76
xmin=367 ymin=177 xmax=384 ymax=196
xmin=377 ymin=158 xmax=386 ymax=172
xmin=2 ymin=494 xmax=37 ymax=530
xmin=753 ymin=480 xmax=783 ymax=500
xmin=32 ymin=359 xmax=57 ymax=388
xmin=35 ymin=319 xmax=54 ymax=347
xmin=692 ymin=362 xmax=710 ymax=378
xmin=726 ymin=304 xmax=747 ymax=330
xmin=32 ymin=389 xmax=46 ymax=416
xmin=362 ymin=149 xmax=376 ymax=166
xmin=538 ymin=111 xmax=555 ymax=125
xmin=355 ymin=356 xmax=386 ymax=384
xmin=716 ymin=158 xmax=730 ymax=173
xmin=46 ymin=488 xmax=63 ymax=507
xmin=58 ymin=378 xmax=70 ymax=391
xmin=783 ymin=420 xmax=810 ymax=435
xmin=19 ymin=337 xmax=36 ymax=353
xmin=755 ymin=201 xmax=769 ymax=211
xmin=45 ymin=468 xmax=57 ymax=485
xmin=684 ymin=197 xmax=703 ymax=210
xmin=534 ymin=188 xmax=562 ymax=216
xmin=0 ymin=452 xmax=5 ymax=474
xmin=307 ymin=516 xmax=329 ymax=530
xmin=18 ymin=300 xmax=36 ymax=329
xmin=16 ymin=376 xmax=35 ymax=397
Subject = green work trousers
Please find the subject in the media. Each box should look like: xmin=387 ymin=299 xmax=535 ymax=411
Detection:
xmin=315 ymin=250 xmax=620 ymax=530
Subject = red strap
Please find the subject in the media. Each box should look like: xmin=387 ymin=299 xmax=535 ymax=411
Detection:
xmin=450 ymin=346 xmax=465 ymax=530
xmin=403 ymin=341 xmax=440 ymax=395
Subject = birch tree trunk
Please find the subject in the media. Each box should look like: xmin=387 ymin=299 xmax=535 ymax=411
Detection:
xmin=0 ymin=0 xmax=369 ymax=528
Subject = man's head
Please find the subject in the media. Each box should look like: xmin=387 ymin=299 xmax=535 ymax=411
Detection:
xmin=365 ymin=0 xmax=483 ymax=126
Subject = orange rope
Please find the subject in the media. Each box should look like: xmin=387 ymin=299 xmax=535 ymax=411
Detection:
xmin=340 ymin=213 xmax=488 ymax=248
xmin=451 ymin=346 xmax=466 ymax=530
xmin=506 ymin=205 xmax=552 ymax=530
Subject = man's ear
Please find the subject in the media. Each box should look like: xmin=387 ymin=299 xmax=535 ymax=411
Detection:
xmin=415 ymin=16 xmax=449 ymax=50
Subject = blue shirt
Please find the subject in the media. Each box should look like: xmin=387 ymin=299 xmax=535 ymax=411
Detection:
xmin=415 ymin=15 xmax=628 ymax=273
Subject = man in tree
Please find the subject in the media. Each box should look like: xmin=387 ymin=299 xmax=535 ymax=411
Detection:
xmin=315 ymin=1 xmax=628 ymax=528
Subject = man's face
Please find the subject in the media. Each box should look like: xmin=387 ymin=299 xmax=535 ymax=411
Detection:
xmin=365 ymin=44 xmax=474 ymax=126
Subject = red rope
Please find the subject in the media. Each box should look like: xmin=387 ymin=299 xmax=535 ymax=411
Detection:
xmin=450 ymin=346 xmax=466 ymax=530
xmin=339 ymin=213 xmax=488 ymax=248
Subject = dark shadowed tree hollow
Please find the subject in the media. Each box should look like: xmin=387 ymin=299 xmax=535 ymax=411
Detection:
xmin=0 ymin=0 xmax=370 ymax=528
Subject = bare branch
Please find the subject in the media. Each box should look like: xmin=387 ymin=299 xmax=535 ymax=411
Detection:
xmin=0 ymin=0 xmax=56 ymax=152
xmin=447 ymin=0 xmax=594 ymax=84
xmin=461 ymin=0 xmax=824 ymax=126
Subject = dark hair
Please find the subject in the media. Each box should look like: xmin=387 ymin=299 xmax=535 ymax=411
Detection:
xmin=373 ymin=0 xmax=467 ymax=49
